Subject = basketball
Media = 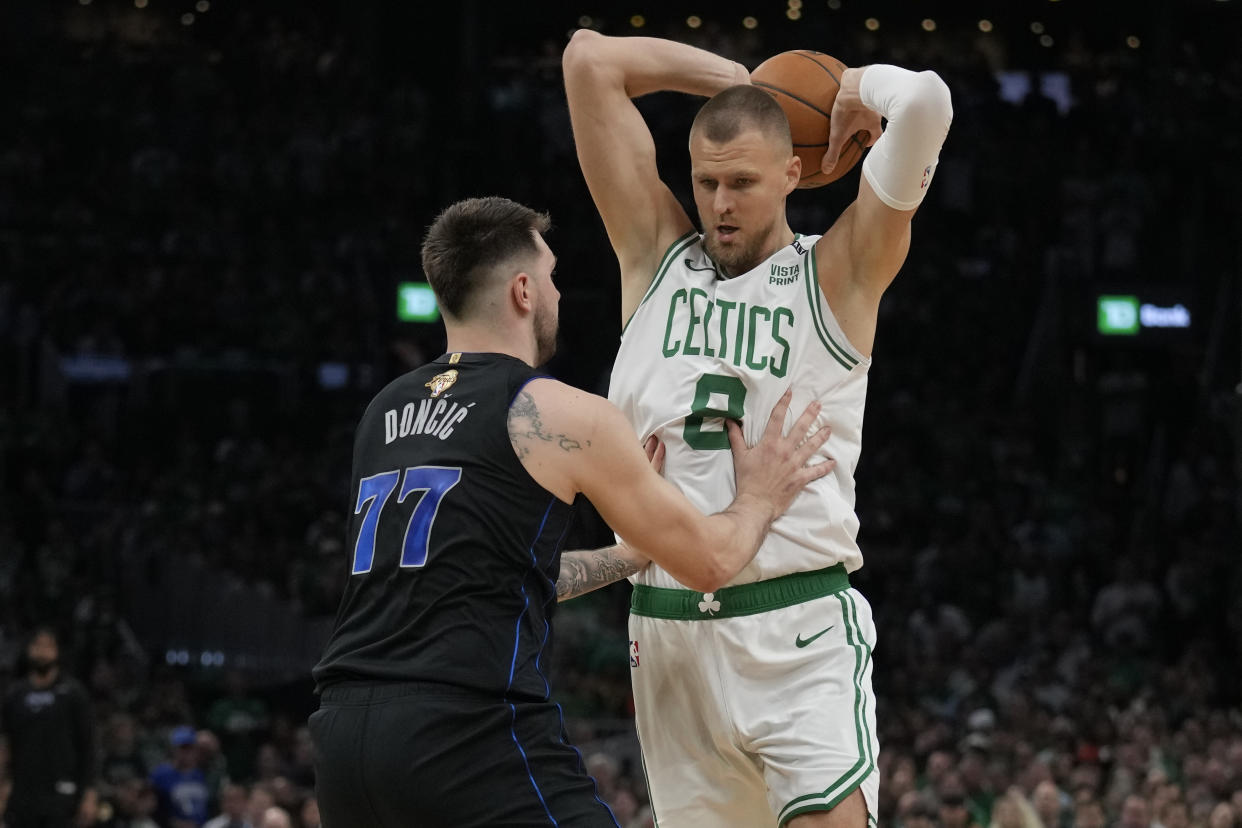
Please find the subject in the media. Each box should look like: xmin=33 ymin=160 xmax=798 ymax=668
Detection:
xmin=751 ymin=50 xmax=870 ymax=188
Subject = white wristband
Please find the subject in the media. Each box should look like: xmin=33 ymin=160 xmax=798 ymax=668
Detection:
xmin=858 ymin=64 xmax=953 ymax=210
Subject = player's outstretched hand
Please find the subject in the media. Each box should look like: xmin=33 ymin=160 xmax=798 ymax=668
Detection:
xmin=727 ymin=389 xmax=833 ymax=522
xmin=822 ymin=67 xmax=884 ymax=175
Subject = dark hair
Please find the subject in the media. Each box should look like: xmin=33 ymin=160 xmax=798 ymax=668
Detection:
xmin=420 ymin=197 xmax=551 ymax=319
xmin=690 ymin=84 xmax=792 ymax=148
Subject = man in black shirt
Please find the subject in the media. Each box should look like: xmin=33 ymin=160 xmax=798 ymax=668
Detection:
xmin=1 ymin=627 xmax=96 ymax=828
xmin=309 ymin=197 xmax=834 ymax=827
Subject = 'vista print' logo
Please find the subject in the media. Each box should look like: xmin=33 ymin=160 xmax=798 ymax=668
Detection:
xmin=769 ymin=264 xmax=799 ymax=286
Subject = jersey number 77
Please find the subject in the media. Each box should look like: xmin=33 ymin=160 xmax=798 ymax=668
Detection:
xmin=350 ymin=465 xmax=463 ymax=575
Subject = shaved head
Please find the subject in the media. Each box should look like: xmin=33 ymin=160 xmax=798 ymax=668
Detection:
xmin=690 ymin=85 xmax=792 ymax=151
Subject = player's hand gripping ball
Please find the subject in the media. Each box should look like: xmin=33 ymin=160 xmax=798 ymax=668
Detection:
xmin=751 ymin=50 xmax=877 ymax=188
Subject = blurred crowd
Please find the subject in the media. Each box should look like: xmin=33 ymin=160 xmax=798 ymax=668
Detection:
xmin=2 ymin=2 xmax=1240 ymax=827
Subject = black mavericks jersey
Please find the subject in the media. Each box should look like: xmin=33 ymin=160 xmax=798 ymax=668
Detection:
xmin=313 ymin=352 xmax=576 ymax=701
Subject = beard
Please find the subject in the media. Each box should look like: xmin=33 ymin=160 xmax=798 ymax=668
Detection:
xmin=702 ymin=217 xmax=777 ymax=278
xmin=30 ymin=657 xmax=58 ymax=677
xmin=533 ymin=302 xmax=558 ymax=366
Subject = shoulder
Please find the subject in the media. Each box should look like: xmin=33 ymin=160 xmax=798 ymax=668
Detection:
xmin=508 ymin=378 xmax=612 ymax=437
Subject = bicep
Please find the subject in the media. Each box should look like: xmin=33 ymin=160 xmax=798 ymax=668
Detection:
xmin=563 ymin=33 xmax=693 ymax=306
xmin=820 ymin=179 xmax=915 ymax=302
xmin=516 ymin=383 xmax=714 ymax=578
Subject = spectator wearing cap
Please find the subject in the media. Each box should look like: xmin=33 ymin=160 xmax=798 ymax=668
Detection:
xmin=149 ymin=726 xmax=210 ymax=827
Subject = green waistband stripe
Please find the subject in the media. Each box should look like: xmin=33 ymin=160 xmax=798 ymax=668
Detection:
xmin=630 ymin=564 xmax=850 ymax=620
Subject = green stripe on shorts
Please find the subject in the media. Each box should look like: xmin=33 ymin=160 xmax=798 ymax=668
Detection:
xmin=776 ymin=589 xmax=875 ymax=825
xmin=629 ymin=565 xmax=850 ymax=620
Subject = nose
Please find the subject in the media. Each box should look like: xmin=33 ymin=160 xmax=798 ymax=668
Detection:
xmin=712 ymin=186 xmax=733 ymax=217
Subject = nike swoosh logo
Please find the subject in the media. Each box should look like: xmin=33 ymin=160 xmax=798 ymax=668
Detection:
xmin=684 ymin=258 xmax=716 ymax=273
xmin=795 ymin=626 xmax=834 ymax=648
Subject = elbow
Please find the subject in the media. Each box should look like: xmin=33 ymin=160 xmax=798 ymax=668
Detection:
xmin=679 ymin=569 xmax=728 ymax=594
xmin=910 ymin=71 xmax=954 ymax=129
xmin=562 ymin=28 xmax=604 ymax=75
xmin=682 ymin=543 xmax=736 ymax=594
xmin=659 ymin=547 xmax=731 ymax=594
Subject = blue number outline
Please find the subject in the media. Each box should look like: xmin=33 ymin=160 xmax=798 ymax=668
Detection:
xmin=397 ymin=466 xmax=464 ymax=569
xmin=351 ymin=470 xmax=401 ymax=575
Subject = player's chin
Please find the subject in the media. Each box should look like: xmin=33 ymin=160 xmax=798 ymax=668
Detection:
xmin=705 ymin=233 xmax=737 ymax=259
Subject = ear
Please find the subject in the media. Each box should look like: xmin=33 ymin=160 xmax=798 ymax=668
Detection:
xmin=784 ymin=153 xmax=801 ymax=196
xmin=510 ymin=272 xmax=535 ymax=313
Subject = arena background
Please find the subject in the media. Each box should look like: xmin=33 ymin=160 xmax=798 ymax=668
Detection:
xmin=1 ymin=0 xmax=1240 ymax=826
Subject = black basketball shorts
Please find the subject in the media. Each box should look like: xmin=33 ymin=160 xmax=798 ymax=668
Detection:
xmin=309 ymin=682 xmax=619 ymax=828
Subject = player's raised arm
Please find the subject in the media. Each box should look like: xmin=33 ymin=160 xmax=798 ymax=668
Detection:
xmin=819 ymin=64 xmax=953 ymax=303
xmin=561 ymin=30 xmax=746 ymax=322
xmin=509 ymin=381 xmax=832 ymax=593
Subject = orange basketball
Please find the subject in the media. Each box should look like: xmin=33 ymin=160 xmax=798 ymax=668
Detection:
xmin=751 ymin=50 xmax=870 ymax=188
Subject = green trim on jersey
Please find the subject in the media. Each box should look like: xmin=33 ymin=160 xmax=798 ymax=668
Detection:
xmin=630 ymin=565 xmax=849 ymax=620
xmin=802 ymin=244 xmax=860 ymax=371
xmin=622 ymin=230 xmax=700 ymax=337
xmin=775 ymin=589 xmax=875 ymax=825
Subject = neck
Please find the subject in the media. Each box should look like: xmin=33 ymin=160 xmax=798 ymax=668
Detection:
xmin=717 ymin=224 xmax=796 ymax=279
xmin=761 ymin=225 xmax=797 ymax=264
xmin=443 ymin=321 xmax=537 ymax=367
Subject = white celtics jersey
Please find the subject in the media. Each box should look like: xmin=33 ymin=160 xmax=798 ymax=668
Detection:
xmin=609 ymin=231 xmax=871 ymax=589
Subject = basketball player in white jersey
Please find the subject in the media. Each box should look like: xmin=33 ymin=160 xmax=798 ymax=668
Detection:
xmin=562 ymin=31 xmax=952 ymax=828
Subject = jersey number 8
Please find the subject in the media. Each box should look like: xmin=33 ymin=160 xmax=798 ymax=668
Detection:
xmin=683 ymin=373 xmax=748 ymax=450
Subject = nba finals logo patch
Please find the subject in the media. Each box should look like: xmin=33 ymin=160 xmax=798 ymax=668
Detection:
xmin=425 ymin=369 xmax=458 ymax=398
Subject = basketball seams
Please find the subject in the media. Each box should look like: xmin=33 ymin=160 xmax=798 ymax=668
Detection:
xmin=753 ymin=81 xmax=833 ymax=121
xmin=791 ymin=50 xmax=843 ymax=86
xmin=753 ymin=50 xmax=867 ymax=188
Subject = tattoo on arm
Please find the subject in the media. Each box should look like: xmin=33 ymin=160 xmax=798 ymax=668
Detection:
xmin=557 ymin=546 xmax=642 ymax=601
xmin=507 ymin=390 xmax=590 ymax=459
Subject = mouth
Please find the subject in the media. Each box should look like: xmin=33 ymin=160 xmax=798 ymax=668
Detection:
xmin=715 ymin=224 xmax=739 ymax=243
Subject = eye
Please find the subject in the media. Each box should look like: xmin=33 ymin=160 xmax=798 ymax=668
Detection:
xmin=736 ymin=177 xmax=752 ymax=187
xmin=698 ymin=179 xmax=717 ymax=190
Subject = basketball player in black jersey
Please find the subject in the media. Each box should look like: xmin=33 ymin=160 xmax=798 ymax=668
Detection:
xmin=310 ymin=196 xmax=833 ymax=827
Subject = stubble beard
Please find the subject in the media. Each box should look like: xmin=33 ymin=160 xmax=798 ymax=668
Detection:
xmin=703 ymin=216 xmax=777 ymax=278
xmin=534 ymin=304 xmax=558 ymax=366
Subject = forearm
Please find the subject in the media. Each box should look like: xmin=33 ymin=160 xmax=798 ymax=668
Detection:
xmin=700 ymin=492 xmax=775 ymax=589
xmin=565 ymin=30 xmax=748 ymax=100
xmin=557 ymin=543 xmax=647 ymax=601
xmin=857 ymin=64 xmax=953 ymax=210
